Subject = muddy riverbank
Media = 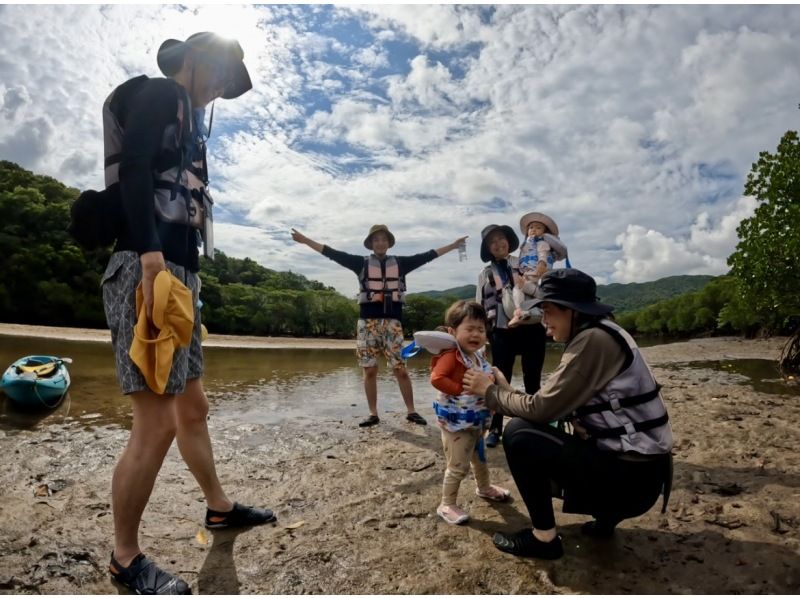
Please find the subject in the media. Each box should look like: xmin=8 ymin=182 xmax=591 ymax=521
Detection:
xmin=0 ymin=334 xmax=798 ymax=594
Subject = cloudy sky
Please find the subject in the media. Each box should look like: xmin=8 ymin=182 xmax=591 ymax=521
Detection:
xmin=1 ymin=4 xmax=798 ymax=296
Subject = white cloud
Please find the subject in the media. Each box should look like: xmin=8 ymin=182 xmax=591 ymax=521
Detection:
xmin=611 ymin=196 xmax=758 ymax=282
xmin=1 ymin=5 xmax=798 ymax=298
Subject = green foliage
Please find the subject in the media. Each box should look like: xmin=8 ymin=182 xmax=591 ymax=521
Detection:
xmin=413 ymin=276 xmax=715 ymax=315
xmin=617 ymin=276 xmax=748 ymax=337
xmin=727 ymin=130 xmax=800 ymax=333
xmin=403 ymin=295 xmax=451 ymax=334
xmin=0 ymin=160 xmax=357 ymax=337
xmin=410 ymin=285 xmax=475 ymax=301
xmin=597 ymin=275 xmax=715 ymax=314
xmin=0 ymin=160 xmax=109 ymax=327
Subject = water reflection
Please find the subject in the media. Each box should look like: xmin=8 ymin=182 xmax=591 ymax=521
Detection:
xmin=1 ymin=335 xmax=566 ymax=433
xmin=666 ymin=359 xmax=799 ymax=396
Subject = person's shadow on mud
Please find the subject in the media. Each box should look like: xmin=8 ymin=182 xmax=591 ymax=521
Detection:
xmin=550 ymin=525 xmax=799 ymax=593
xmin=196 ymin=529 xmax=245 ymax=594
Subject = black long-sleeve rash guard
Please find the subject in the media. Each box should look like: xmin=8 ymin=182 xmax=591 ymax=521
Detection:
xmin=113 ymin=77 xmax=200 ymax=272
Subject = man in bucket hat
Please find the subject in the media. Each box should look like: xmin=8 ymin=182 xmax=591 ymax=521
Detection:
xmin=99 ymin=33 xmax=274 ymax=594
xmin=292 ymin=225 xmax=467 ymax=427
xmin=475 ymin=224 xmax=548 ymax=448
xmin=464 ymin=269 xmax=673 ymax=559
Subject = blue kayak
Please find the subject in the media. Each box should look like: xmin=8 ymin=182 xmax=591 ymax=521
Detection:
xmin=0 ymin=355 xmax=71 ymax=409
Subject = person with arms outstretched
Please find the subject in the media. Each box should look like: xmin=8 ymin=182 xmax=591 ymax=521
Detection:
xmin=292 ymin=224 xmax=466 ymax=427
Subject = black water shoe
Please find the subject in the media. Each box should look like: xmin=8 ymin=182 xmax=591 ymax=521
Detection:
xmin=359 ymin=415 xmax=380 ymax=427
xmin=406 ymin=412 xmax=427 ymax=425
xmin=109 ymin=553 xmax=191 ymax=594
xmin=492 ymin=529 xmax=564 ymax=559
xmin=205 ymin=502 xmax=277 ymax=529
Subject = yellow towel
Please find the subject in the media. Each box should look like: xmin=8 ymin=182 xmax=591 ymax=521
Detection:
xmin=129 ymin=270 xmax=195 ymax=394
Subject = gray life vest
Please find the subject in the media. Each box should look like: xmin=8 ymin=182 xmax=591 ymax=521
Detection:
xmin=480 ymin=261 xmax=512 ymax=322
xmin=480 ymin=258 xmax=539 ymax=326
xmin=573 ymin=319 xmax=673 ymax=455
xmin=103 ymin=76 xmax=214 ymax=257
xmin=358 ymin=255 xmax=406 ymax=304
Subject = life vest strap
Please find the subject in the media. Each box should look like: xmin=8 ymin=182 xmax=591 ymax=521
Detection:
xmin=105 ymin=153 xmax=122 ymax=168
xmin=575 ymin=385 xmax=662 ymax=416
xmin=585 ymin=412 xmax=669 ymax=439
xmin=154 ymin=179 xmax=190 ymax=200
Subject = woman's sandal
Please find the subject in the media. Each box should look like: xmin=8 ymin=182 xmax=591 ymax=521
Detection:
xmin=492 ymin=529 xmax=564 ymax=559
xmin=109 ymin=553 xmax=191 ymax=595
xmin=476 ymin=485 xmax=511 ymax=502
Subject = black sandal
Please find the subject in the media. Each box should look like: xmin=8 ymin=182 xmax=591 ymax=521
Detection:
xmin=406 ymin=412 xmax=428 ymax=425
xmin=205 ymin=502 xmax=277 ymax=529
xmin=492 ymin=529 xmax=564 ymax=560
xmin=109 ymin=553 xmax=191 ymax=594
xmin=359 ymin=415 xmax=380 ymax=427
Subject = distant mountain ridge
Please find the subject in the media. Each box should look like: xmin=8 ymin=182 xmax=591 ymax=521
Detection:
xmin=410 ymin=275 xmax=717 ymax=314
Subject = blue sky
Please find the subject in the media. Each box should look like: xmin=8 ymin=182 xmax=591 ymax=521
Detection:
xmin=1 ymin=4 xmax=799 ymax=297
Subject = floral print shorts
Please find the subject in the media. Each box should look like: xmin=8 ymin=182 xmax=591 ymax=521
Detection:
xmin=356 ymin=318 xmax=405 ymax=369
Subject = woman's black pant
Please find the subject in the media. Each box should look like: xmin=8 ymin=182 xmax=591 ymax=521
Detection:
xmin=502 ymin=417 xmax=667 ymax=530
xmin=489 ymin=324 xmax=547 ymax=433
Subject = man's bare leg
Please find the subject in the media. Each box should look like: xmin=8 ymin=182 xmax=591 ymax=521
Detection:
xmin=394 ymin=365 xmax=416 ymax=413
xmin=112 ymin=391 xmax=177 ymax=567
xmin=173 ymin=378 xmax=232 ymax=512
xmin=363 ymin=365 xmax=379 ymax=416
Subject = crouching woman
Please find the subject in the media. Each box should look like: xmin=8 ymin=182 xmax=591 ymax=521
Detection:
xmin=463 ymin=268 xmax=673 ymax=560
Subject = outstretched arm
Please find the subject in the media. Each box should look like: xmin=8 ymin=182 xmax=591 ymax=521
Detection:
xmin=291 ymin=228 xmax=324 ymax=253
xmin=435 ymin=235 xmax=468 ymax=257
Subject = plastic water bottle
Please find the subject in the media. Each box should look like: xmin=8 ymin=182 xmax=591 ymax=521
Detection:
xmin=458 ymin=242 xmax=467 ymax=262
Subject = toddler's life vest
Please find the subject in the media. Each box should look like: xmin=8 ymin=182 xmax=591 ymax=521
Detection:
xmin=519 ymin=233 xmax=571 ymax=271
xmin=573 ymin=319 xmax=673 ymax=455
xmin=358 ymin=255 xmax=406 ymax=304
xmin=432 ymin=348 xmax=493 ymax=433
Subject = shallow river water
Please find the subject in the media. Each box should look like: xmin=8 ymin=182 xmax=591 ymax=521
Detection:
xmin=0 ymin=335 xmax=566 ymax=433
xmin=3 ymin=335 xmax=795 ymax=434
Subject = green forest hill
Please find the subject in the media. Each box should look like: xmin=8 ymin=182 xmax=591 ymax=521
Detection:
xmin=1 ymin=126 xmax=798 ymax=345
xmin=411 ymin=275 xmax=716 ymax=315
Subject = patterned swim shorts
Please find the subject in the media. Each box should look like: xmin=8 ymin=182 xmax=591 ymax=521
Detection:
xmin=101 ymin=251 xmax=203 ymax=395
xmin=356 ymin=318 xmax=405 ymax=369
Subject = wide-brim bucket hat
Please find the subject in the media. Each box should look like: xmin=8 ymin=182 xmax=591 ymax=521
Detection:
xmin=523 ymin=268 xmax=614 ymax=316
xmin=519 ymin=211 xmax=559 ymax=237
xmin=480 ymin=224 xmax=519 ymax=263
xmin=364 ymin=224 xmax=396 ymax=250
xmin=157 ymin=32 xmax=252 ymax=99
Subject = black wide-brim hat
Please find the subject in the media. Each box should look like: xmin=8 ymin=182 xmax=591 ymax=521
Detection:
xmin=480 ymin=224 xmax=519 ymax=263
xmin=157 ymin=32 xmax=252 ymax=99
xmin=523 ymin=268 xmax=614 ymax=316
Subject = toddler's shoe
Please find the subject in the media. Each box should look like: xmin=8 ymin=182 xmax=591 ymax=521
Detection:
xmin=437 ymin=504 xmax=469 ymax=525
xmin=476 ymin=484 xmax=511 ymax=502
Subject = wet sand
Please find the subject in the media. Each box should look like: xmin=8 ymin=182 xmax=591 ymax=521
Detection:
xmin=0 ymin=331 xmax=798 ymax=594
